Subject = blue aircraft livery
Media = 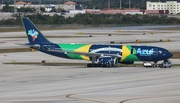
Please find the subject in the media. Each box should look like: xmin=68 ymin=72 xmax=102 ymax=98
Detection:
xmin=21 ymin=17 xmax=173 ymax=67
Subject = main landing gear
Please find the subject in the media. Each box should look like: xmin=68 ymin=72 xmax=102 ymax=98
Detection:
xmin=87 ymin=63 xmax=113 ymax=68
xmin=86 ymin=57 xmax=102 ymax=67
xmin=87 ymin=57 xmax=114 ymax=68
xmin=87 ymin=63 xmax=100 ymax=67
xmin=159 ymin=59 xmax=172 ymax=68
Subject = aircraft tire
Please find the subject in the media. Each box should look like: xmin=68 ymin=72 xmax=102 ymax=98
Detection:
xmin=96 ymin=64 xmax=101 ymax=67
xmin=101 ymin=64 xmax=106 ymax=67
xmin=108 ymin=64 xmax=112 ymax=68
xmin=92 ymin=64 xmax=97 ymax=67
xmin=87 ymin=64 xmax=92 ymax=67
xmin=101 ymin=64 xmax=105 ymax=67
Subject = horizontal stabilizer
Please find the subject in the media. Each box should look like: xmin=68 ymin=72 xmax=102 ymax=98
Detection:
xmin=16 ymin=43 xmax=40 ymax=49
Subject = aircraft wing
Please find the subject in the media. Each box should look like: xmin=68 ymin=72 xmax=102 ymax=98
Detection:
xmin=49 ymin=50 xmax=122 ymax=58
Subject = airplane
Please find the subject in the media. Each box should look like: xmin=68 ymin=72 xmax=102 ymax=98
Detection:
xmin=21 ymin=17 xmax=173 ymax=68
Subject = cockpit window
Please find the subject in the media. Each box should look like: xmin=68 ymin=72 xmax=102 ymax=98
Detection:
xmin=164 ymin=50 xmax=169 ymax=53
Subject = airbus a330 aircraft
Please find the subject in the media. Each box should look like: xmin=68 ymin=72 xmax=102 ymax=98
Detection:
xmin=21 ymin=17 xmax=173 ymax=68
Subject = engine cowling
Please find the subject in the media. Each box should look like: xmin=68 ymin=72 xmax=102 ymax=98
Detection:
xmin=97 ymin=57 xmax=118 ymax=67
xmin=120 ymin=61 xmax=134 ymax=64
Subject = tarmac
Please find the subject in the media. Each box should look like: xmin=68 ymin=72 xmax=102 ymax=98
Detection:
xmin=0 ymin=26 xmax=180 ymax=103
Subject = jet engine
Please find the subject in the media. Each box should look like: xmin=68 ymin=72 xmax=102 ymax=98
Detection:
xmin=97 ymin=57 xmax=118 ymax=67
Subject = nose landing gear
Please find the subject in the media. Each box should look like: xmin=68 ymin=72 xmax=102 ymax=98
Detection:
xmin=159 ymin=59 xmax=172 ymax=68
xmin=143 ymin=60 xmax=172 ymax=68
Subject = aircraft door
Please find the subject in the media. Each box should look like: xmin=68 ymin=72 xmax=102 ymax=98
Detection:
xmin=131 ymin=48 xmax=136 ymax=55
xmin=42 ymin=45 xmax=55 ymax=50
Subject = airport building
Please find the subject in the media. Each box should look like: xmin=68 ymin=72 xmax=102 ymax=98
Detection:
xmin=146 ymin=1 xmax=180 ymax=14
xmin=1 ymin=0 xmax=84 ymax=12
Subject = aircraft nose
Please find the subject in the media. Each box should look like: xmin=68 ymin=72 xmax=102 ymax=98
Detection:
xmin=168 ymin=52 xmax=173 ymax=58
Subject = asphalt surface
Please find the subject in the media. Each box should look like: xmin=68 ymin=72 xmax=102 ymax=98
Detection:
xmin=0 ymin=56 xmax=180 ymax=103
xmin=0 ymin=27 xmax=180 ymax=103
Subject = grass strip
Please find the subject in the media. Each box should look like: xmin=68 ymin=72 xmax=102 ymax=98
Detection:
xmin=0 ymin=48 xmax=34 ymax=53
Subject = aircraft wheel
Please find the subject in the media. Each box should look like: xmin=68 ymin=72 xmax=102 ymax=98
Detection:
xmin=92 ymin=64 xmax=97 ymax=67
xmin=87 ymin=64 xmax=92 ymax=67
xmin=101 ymin=64 xmax=106 ymax=67
xmin=108 ymin=64 xmax=112 ymax=68
xmin=105 ymin=64 xmax=109 ymax=67
xmin=96 ymin=64 xmax=101 ymax=67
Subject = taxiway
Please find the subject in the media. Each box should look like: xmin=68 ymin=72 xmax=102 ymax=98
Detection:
xmin=0 ymin=27 xmax=180 ymax=103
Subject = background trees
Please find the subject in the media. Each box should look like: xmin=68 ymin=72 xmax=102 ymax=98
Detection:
xmin=2 ymin=3 xmax=14 ymax=12
xmin=17 ymin=7 xmax=36 ymax=13
xmin=0 ymin=13 xmax=180 ymax=26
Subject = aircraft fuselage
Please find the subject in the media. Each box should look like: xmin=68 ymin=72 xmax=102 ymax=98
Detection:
xmin=39 ymin=43 xmax=173 ymax=63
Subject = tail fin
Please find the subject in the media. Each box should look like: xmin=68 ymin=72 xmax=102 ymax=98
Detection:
xmin=22 ymin=17 xmax=51 ymax=44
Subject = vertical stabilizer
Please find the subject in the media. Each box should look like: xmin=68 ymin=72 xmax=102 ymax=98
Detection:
xmin=22 ymin=17 xmax=51 ymax=44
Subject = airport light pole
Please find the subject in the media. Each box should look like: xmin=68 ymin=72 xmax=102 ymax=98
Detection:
xmin=129 ymin=0 xmax=131 ymax=10
xmin=14 ymin=0 xmax=16 ymax=14
xmin=39 ymin=0 xmax=41 ymax=13
xmin=108 ymin=0 xmax=110 ymax=9
xmin=120 ymin=0 xmax=121 ymax=9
